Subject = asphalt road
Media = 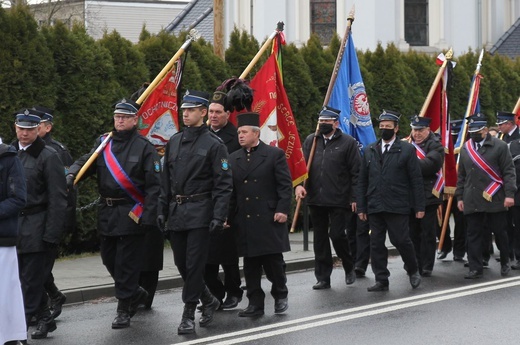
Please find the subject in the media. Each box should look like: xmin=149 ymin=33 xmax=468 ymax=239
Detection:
xmin=29 ymin=254 xmax=520 ymax=345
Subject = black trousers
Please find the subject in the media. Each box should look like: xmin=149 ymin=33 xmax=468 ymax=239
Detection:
xmin=410 ymin=204 xmax=439 ymax=272
xmin=204 ymin=262 xmax=243 ymax=302
xmin=369 ymin=212 xmax=418 ymax=283
xmin=100 ymin=234 xmax=144 ymax=300
xmin=438 ymin=199 xmax=467 ymax=257
xmin=507 ymin=206 xmax=520 ymax=261
xmin=243 ymin=253 xmax=288 ymax=308
xmin=139 ymin=271 xmax=159 ymax=307
xmin=18 ymin=251 xmax=50 ymax=320
xmin=43 ymin=245 xmax=60 ymax=298
xmin=466 ymin=211 xmax=509 ymax=272
xmin=169 ymin=228 xmax=210 ymax=304
xmin=346 ymin=212 xmax=370 ymax=271
xmin=309 ymin=206 xmax=354 ymax=283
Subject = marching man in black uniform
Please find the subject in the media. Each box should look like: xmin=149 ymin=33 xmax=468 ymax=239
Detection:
xmin=34 ymin=105 xmax=72 ymax=320
xmin=14 ymin=108 xmax=68 ymax=339
xmin=295 ymin=106 xmax=359 ymax=290
xmin=228 ymin=112 xmax=293 ymax=317
xmin=357 ymin=110 xmax=424 ymax=291
xmin=68 ymin=99 xmax=161 ymax=329
xmin=409 ymin=115 xmax=445 ymax=277
xmin=456 ymin=112 xmax=516 ymax=279
xmin=496 ymin=111 xmax=520 ymax=267
xmin=157 ymin=90 xmax=233 ymax=334
xmin=205 ymin=91 xmax=243 ymax=310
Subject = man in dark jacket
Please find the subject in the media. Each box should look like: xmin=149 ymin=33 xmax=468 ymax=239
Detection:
xmin=14 ymin=108 xmax=68 ymax=339
xmin=229 ymin=112 xmax=292 ymax=317
xmin=0 ymin=138 xmax=27 ymax=345
xmin=409 ymin=115 xmax=445 ymax=277
xmin=357 ymin=110 xmax=424 ymax=291
xmin=205 ymin=91 xmax=243 ymax=310
xmin=456 ymin=112 xmax=516 ymax=279
xmin=157 ymin=90 xmax=233 ymax=334
xmin=295 ymin=106 xmax=359 ymax=290
xmin=496 ymin=111 xmax=520 ymax=268
xmin=68 ymin=99 xmax=161 ymax=328
xmin=34 ymin=105 xmax=72 ymax=320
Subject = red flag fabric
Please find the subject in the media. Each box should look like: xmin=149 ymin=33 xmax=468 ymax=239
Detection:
xmin=248 ymin=54 xmax=308 ymax=186
xmin=422 ymin=60 xmax=457 ymax=193
xmin=137 ymin=60 xmax=183 ymax=152
xmin=515 ymin=97 xmax=520 ymax=127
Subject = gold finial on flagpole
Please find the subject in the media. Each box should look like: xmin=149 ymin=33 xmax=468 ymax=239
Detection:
xmin=445 ymin=47 xmax=453 ymax=60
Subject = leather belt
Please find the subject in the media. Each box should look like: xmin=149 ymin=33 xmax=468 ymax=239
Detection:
xmin=101 ymin=197 xmax=132 ymax=207
xmin=19 ymin=204 xmax=47 ymax=216
xmin=175 ymin=192 xmax=211 ymax=205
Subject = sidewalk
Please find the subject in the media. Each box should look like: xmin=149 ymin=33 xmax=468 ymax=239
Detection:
xmin=54 ymin=231 xmax=401 ymax=305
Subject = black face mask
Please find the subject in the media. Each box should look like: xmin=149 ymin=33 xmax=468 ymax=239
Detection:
xmin=380 ymin=128 xmax=395 ymax=141
xmin=469 ymin=132 xmax=483 ymax=142
xmin=319 ymin=123 xmax=334 ymax=135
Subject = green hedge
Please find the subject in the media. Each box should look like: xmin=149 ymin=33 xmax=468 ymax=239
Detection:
xmin=2 ymin=5 xmax=519 ymax=253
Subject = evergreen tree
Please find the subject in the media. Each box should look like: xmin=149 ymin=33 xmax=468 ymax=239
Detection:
xmin=300 ymin=33 xmax=335 ymax=97
xmin=225 ymin=27 xmax=260 ymax=77
xmin=98 ymin=30 xmax=149 ymax=99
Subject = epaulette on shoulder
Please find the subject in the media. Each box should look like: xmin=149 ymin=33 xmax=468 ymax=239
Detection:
xmin=208 ymin=131 xmax=224 ymax=143
xmin=51 ymin=139 xmax=67 ymax=150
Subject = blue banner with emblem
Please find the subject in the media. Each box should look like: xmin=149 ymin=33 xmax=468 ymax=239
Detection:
xmin=328 ymin=32 xmax=376 ymax=152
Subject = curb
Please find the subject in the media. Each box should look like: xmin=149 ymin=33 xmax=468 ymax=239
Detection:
xmin=61 ymin=248 xmax=400 ymax=305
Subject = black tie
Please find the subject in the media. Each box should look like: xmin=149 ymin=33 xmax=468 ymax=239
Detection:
xmin=324 ymin=138 xmax=329 ymax=146
xmin=476 ymin=143 xmax=481 ymax=151
xmin=383 ymin=144 xmax=390 ymax=154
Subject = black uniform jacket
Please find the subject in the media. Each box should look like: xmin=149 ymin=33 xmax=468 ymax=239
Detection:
xmin=68 ymin=128 xmax=161 ymax=235
xmin=159 ymin=125 xmax=233 ymax=231
xmin=302 ymin=129 xmax=360 ymax=207
xmin=229 ymin=141 xmax=292 ymax=257
xmin=412 ymin=132 xmax=445 ymax=206
xmin=455 ymin=134 xmax=516 ymax=214
xmin=15 ymin=137 xmax=67 ymax=253
xmin=42 ymin=133 xmax=73 ymax=170
xmin=210 ymin=121 xmax=241 ymax=154
xmin=357 ymin=137 xmax=425 ymax=215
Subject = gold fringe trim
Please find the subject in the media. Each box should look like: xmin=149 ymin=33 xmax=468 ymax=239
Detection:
xmin=128 ymin=211 xmax=140 ymax=224
xmin=483 ymin=192 xmax=492 ymax=202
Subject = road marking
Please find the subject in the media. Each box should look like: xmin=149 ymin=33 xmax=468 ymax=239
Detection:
xmin=174 ymin=276 xmax=520 ymax=344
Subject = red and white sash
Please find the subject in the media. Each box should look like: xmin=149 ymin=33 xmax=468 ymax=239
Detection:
xmin=412 ymin=142 xmax=444 ymax=198
xmin=465 ymin=139 xmax=503 ymax=201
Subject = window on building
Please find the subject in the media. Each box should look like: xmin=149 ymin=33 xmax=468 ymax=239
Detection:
xmin=405 ymin=0 xmax=428 ymax=46
xmin=310 ymin=0 xmax=336 ymax=45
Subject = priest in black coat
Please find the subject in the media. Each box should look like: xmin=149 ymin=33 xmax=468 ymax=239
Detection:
xmin=228 ymin=112 xmax=292 ymax=317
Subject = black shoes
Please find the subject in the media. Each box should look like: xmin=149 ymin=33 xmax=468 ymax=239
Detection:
xmin=354 ymin=267 xmax=366 ymax=278
xmin=111 ymin=311 xmax=131 ymax=329
xmin=367 ymin=281 xmax=389 ymax=292
xmin=409 ymin=271 xmax=421 ymax=289
xmin=464 ymin=270 xmax=483 ymax=279
xmin=501 ymin=265 xmax=511 ymax=276
xmin=31 ymin=319 xmax=57 ymax=339
xmin=129 ymin=287 xmax=149 ymax=317
xmin=222 ymin=296 xmax=242 ymax=310
xmin=437 ymin=251 xmax=448 ymax=260
xmin=274 ymin=298 xmax=288 ymax=314
xmin=199 ymin=288 xmax=220 ymax=327
xmin=238 ymin=305 xmax=264 ymax=317
xmin=312 ymin=281 xmax=331 ymax=290
xmin=453 ymin=255 xmax=465 ymax=262
xmin=49 ymin=291 xmax=67 ymax=319
xmin=421 ymin=270 xmax=432 ymax=277
xmin=345 ymin=270 xmax=356 ymax=285
xmin=178 ymin=303 xmax=197 ymax=335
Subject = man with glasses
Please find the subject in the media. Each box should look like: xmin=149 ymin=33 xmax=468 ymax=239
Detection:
xmin=67 ymin=99 xmax=161 ymax=328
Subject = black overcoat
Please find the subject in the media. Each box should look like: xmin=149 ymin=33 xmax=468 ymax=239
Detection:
xmin=229 ymin=141 xmax=292 ymax=257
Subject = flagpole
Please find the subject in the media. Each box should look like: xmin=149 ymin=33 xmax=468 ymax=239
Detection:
xmin=290 ymin=5 xmax=355 ymax=233
xmin=438 ymin=49 xmax=484 ymax=252
xmin=418 ymin=48 xmax=453 ymax=118
xmin=239 ymin=22 xmax=284 ymax=80
xmin=73 ymin=30 xmax=199 ymax=185
xmin=513 ymin=96 xmax=520 ymax=114
xmin=136 ymin=29 xmax=199 ymax=105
